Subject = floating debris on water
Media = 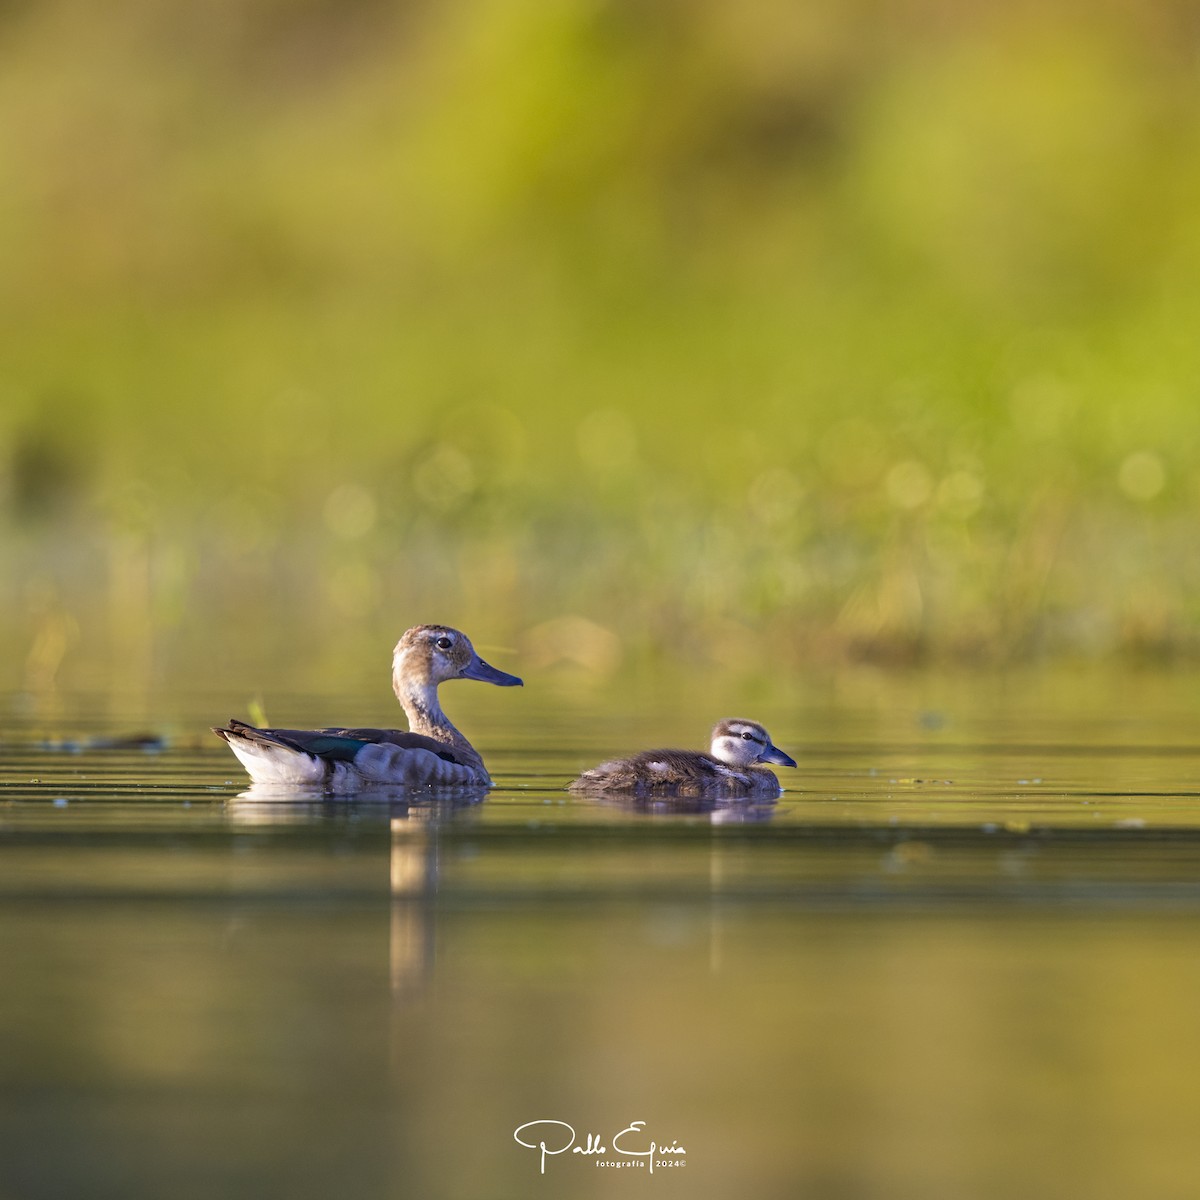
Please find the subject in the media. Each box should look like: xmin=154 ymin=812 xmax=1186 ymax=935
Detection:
xmin=38 ymin=734 xmax=168 ymax=754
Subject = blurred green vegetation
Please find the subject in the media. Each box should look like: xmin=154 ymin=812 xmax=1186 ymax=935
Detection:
xmin=4 ymin=0 xmax=1200 ymax=690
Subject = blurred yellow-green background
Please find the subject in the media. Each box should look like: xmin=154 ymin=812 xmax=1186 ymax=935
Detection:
xmin=5 ymin=0 xmax=1200 ymax=693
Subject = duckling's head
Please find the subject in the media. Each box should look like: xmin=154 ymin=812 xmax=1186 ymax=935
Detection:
xmin=710 ymin=718 xmax=797 ymax=769
xmin=393 ymin=625 xmax=523 ymax=690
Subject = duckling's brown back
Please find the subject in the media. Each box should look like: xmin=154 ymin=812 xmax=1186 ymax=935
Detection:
xmin=570 ymin=748 xmax=779 ymax=798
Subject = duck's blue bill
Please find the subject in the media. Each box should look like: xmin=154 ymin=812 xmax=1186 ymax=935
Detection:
xmin=462 ymin=656 xmax=524 ymax=687
xmin=762 ymin=744 xmax=797 ymax=768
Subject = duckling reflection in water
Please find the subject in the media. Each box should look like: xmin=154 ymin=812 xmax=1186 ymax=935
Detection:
xmin=570 ymin=718 xmax=797 ymax=800
xmin=214 ymin=625 xmax=521 ymax=792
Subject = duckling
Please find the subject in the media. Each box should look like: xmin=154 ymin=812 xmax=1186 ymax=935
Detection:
xmin=569 ymin=718 xmax=796 ymax=799
xmin=214 ymin=625 xmax=521 ymax=792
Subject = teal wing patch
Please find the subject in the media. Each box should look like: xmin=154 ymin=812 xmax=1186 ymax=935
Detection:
xmin=294 ymin=734 xmax=370 ymax=763
xmin=320 ymin=727 xmax=464 ymax=765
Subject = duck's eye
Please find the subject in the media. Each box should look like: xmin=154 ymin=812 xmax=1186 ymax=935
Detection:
xmin=740 ymin=731 xmax=755 ymax=740
xmin=435 ymin=636 xmax=453 ymax=650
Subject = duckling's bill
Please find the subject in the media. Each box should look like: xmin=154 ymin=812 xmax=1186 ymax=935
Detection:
xmin=761 ymin=742 xmax=797 ymax=768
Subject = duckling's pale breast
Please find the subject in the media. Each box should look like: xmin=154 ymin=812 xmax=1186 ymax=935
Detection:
xmin=570 ymin=749 xmax=781 ymax=799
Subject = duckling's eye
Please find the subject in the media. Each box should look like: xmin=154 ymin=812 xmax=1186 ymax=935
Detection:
xmin=740 ymin=731 xmax=755 ymax=740
xmin=435 ymin=636 xmax=453 ymax=650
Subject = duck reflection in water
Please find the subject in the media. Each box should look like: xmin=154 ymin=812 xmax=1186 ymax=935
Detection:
xmin=588 ymin=793 xmax=781 ymax=823
xmin=570 ymin=718 xmax=796 ymax=803
xmin=225 ymin=786 xmax=486 ymax=998
xmin=227 ymin=782 xmax=490 ymax=814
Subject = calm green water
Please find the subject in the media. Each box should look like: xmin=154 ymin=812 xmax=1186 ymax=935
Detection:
xmin=4 ymin=674 xmax=1200 ymax=1199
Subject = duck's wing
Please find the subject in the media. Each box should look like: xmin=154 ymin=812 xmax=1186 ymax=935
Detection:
xmin=215 ymin=719 xmax=468 ymax=764
xmin=316 ymin=727 xmax=469 ymax=766
xmin=570 ymin=749 xmax=762 ymax=796
xmin=571 ymin=748 xmax=712 ymax=790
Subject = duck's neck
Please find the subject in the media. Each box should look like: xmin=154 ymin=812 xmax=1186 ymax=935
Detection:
xmin=394 ymin=672 xmax=483 ymax=771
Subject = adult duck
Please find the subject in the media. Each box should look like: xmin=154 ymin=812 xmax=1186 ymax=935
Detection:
xmin=214 ymin=624 xmax=521 ymax=791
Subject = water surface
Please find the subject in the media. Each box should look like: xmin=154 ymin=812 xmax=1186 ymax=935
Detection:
xmin=3 ymin=673 xmax=1200 ymax=1199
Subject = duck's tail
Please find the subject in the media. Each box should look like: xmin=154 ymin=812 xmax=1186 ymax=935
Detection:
xmin=212 ymin=719 xmax=341 ymax=786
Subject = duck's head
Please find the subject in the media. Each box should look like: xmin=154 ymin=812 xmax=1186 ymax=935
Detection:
xmin=392 ymin=625 xmax=523 ymax=690
xmin=710 ymin=718 xmax=796 ymax=769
